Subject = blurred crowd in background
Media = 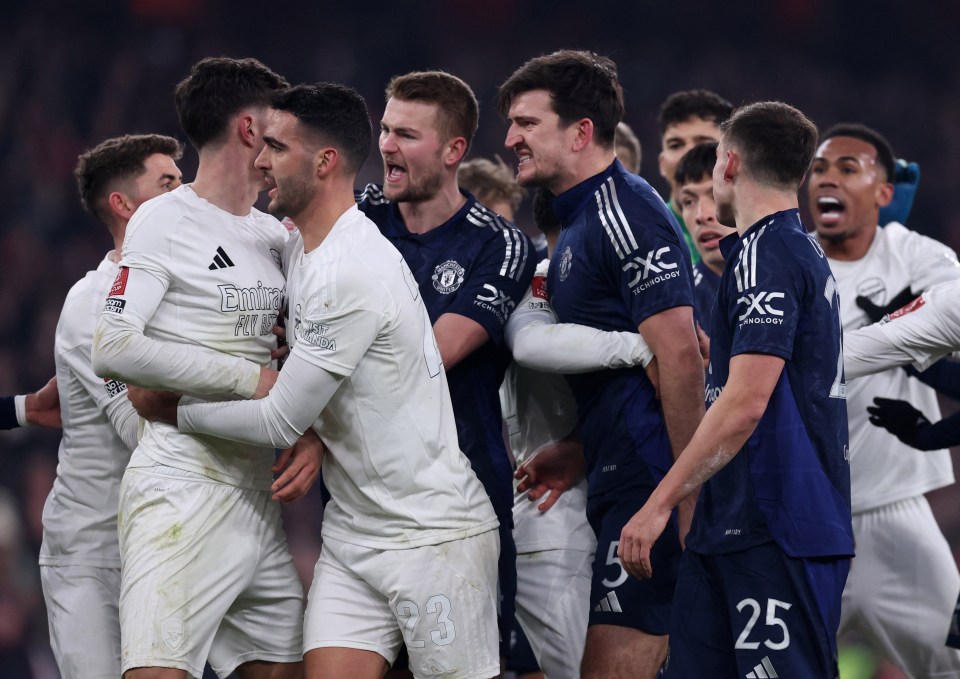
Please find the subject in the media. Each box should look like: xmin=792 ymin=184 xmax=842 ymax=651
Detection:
xmin=1 ymin=1 xmax=958 ymax=676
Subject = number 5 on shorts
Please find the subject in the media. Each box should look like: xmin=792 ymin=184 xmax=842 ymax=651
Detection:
xmin=602 ymin=541 xmax=628 ymax=589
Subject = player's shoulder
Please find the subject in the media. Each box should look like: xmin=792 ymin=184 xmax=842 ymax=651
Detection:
xmin=57 ymin=260 xmax=114 ymax=348
xmin=463 ymin=199 xmax=531 ymax=243
xmin=534 ymin=257 xmax=550 ymax=277
xmin=124 ymin=187 xmax=191 ymax=243
xmin=882 ymin=221 xmax=958 ymax=262
xmin=247 ymin=206 xmax=293 ymax=247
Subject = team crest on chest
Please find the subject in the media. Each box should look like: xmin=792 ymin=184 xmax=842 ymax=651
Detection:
xmin=559 ymin=246 xmax=573 ymax=281
xmin=432 ymin=260 xmax=465 ymax=294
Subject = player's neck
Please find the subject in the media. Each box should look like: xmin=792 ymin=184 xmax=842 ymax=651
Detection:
xmin=733 ymin=185 xmax=798 ymax=236
xmin=818 ymin=222 xmax=876 ymax=261
xmin=191 ymin=149 xmax=260 ymax=217
xmin=295 ymin=185 xmax=357 ymax=254
xmin=551 ymin=149 xmax=615 ymax=196
xmin=397 ymin=181 xmax=467 ymax=235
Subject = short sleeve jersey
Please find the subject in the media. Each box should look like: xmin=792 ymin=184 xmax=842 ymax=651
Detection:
xmin=113 ymin=185 xmax=289 ymax=489
xmin=547 ymin=160 xmax=694 ymax=498
xmin=692 ymin=259 xmax=721 ymax=331
xmin=358 ymin=185 xmax=535 ymax=518
xmin=686 ymin=209 xmax=854 ymax=559
xmin=284 ymin=207 xmax=498 ymax=549
xmin=40 ymin=256 xmax=131 ymax=567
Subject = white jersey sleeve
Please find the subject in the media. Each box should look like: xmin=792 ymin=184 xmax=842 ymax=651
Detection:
xmin=845 ymin=280 xmax=960 ymax=378
xmin=506 ymin=259 xmax=653 ymax=374
xmin=93 ymin=266 xmax=261 ymax=398
xmin=179 ymin=351 xmax=343 ymax=449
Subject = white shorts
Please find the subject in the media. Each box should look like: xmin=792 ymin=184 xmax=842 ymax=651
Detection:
xmin=305 ymin=530 xmax=500 ymax=679
xmin=841 ymin=495 xmax=960 ymax=676
xmin=119 ymin=466 xmax=304 ymax=678
xmin=40 ymin=565 xmax=121 ymax=679
xmin=515 ymin=548 xmax=592 ymax=678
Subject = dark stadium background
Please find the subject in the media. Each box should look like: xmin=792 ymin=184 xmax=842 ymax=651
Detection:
xmin=1 ymin=1 xmax=957 ymax=677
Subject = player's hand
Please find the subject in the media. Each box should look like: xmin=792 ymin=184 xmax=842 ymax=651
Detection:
xmin=272 ymin=428 xmax=324 ymax=503
xmin=695 ymin=322 xmax=710 ymax=370
xmin=645 ymin=357 xmax=661 ymax=400
xmin=253 ymin=367 xmax=280 ymax=399
xmin=127 ymin=386 xmax=181 ymax=424
xmin=855 ymin=286 xmax=916 ymax=324
xmin=270 ymin=324 xmax=289 ymax=362
xmin=618 ymin=498 xmax=673 ymax=580
xmin=867 ymin=397 xmax=930 ymax=449
xmin=515 ymin=438 xmax=585 ymax=512
xmin=25 ymin=377 xmax=61 ymax=428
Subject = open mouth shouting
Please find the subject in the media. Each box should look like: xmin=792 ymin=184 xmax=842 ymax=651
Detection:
xmin=815 ymin=196 xmax=845 ymax=226
xmin=385 ymin=161 xmax=407 ymax=184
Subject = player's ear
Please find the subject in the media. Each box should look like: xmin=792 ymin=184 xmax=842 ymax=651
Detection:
xmin=107 ymin=191 xmax=134 ymax=220
xmin=876 ymin=180 xmax=894 ymax=208
xmin=571 ymin=118 xmax=594 ymax=152
xmin=722 ymin=149 xmax=740 ymax=183
xmin=237 ymin=114 xmax=258 ymax=147
xmin=316 ymin=147 xmax=338 ymax=177
xmin=444 ymin=136 xmax=468 ymax=167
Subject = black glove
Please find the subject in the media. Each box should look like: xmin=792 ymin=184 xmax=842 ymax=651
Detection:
xmin=855 ymin=285 xmax=916 ymax=323
xmin=866 ymin=397 xmax=930 ymax=448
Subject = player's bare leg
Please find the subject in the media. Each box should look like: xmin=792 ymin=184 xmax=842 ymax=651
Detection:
xmin=236 ymin=659 xmax=304 ymax=679
xmin=306 ymin=648 xmax=389 ymax=679
xmin=581 ymin=625 xmax=667 ymax=679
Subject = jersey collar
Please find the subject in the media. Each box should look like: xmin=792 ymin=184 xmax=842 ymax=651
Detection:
xmin=551 ymin=160 xmax=624 ymax=226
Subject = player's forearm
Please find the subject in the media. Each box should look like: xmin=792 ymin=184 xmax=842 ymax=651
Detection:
xmin=104 ymin=395 xmax=140 ymax=452
xmin=511 ymin=322 xmax=653 ymax=374
xmin=656 ymin=347 xmax=706 ymax=461
xmin=178 ymin=352 xmax=341 ymax=449
xmin=92 ymin=315 xmax=261 ymax=398
xmin=916 ymin=413 xmax=960 ymax=451
xmin=650 ymin=384 xmax=764 ymax=511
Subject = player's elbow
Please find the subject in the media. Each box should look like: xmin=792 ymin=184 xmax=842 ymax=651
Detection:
xmin=91 ymin=323 xmax=133 ymax=381
xmin=510 ymin=330 xmax=543 ymax=370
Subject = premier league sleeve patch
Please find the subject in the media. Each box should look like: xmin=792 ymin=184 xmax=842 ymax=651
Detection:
xmin=109 ymin=267 xmax=129 ymax=296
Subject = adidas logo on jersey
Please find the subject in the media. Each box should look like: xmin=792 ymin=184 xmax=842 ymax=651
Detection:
xmin=208 ymin=246 xmax=235 ymax=270
xmin=745 ymin=656 xmax=779 ymax=678
xmin=593 ymin=591 xmax=623 ymax=613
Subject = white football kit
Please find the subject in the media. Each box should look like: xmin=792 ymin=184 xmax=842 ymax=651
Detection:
xmin=827 ymin=221 xmax=960 ymax=676
xmin=845 ymin=279 xmax=960 ymax=379
xmin=502 ymin=258 xmax=651 ymax=677
xmin=92 ymin=185 xmax=303 ymax=678
xmin=176 ymin=206 xmax=501 ymax=678
xmin=40 ymin=254 xmax=137 ymax=679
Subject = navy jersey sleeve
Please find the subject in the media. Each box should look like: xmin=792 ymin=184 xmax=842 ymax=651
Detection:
xmin=444 ymin=227 xmax=535 ymax=346
xmin=596 ymin=177 xmax=695 ymax=328
xmin=727 ymin=227 xmax=802 ymax=360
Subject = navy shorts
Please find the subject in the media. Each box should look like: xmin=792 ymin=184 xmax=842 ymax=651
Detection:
xmin=587 ymin=486 xmax=681 ymax=634
xmin=506 ymin=620 xmax=541 ymax=675
xmin=664 ymin=543 xmax=849 ymax=679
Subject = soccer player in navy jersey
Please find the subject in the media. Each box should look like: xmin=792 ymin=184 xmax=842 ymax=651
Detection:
xmin=621 ymin=101 xmax=854 ymax=678
xmin=499 ymin=50 xmax=705 ymax=679
xmin=674 ymin=141 xmax=736 ymax=332
xmin=356 ymin=70 xmax=535 ymax=669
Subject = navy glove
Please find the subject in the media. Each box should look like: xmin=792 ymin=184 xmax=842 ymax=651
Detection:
xmin=855 ymin=285 xmax=916 ymax=324
xmin=867 ymin=397 xmax=931 ymax=449
xmin=879 ymin=159 xmax=920 ymax=226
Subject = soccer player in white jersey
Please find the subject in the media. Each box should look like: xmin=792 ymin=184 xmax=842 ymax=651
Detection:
xmin=809 ymin=122 xmax=960 ymax=676
xmin=844 ymin=280 xmax=960 ymax=379
xmin=133 ymin=83 xmax=502 ymax=679
xmin=29 ymin=134 xmax=182 ymax=679
xmin=91 ymin=58 xmax=313 ymax=679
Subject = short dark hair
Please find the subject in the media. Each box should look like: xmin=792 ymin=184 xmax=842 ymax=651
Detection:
xmin=75 ymin=134 xmax=183 ymax=222
xmin=615 ymin=122 xmax=641 ymax=173
xmin=657 ymin=90 xmax=734 ymax=137
xmin=270 ymin=83 xmax=372 ymax=174
xmin=820 ymin=123 xmax=895 ymax=182
xmin=498 ymin=50 xmax=624 ymax=148
xmin=458 ymin=157 xmax=526 ymax=214
xmin=674 ymin=141 xmax=718 ymax=188
xmin=532 ymin=188 xmax=561 ymax=235
xmin=175 ymin=57 xmax=288 ymax=150
xmin=385 ymin=71 xmax=479 ymax=148
xmin=721 ymin=101 xmax=818 ymax=189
